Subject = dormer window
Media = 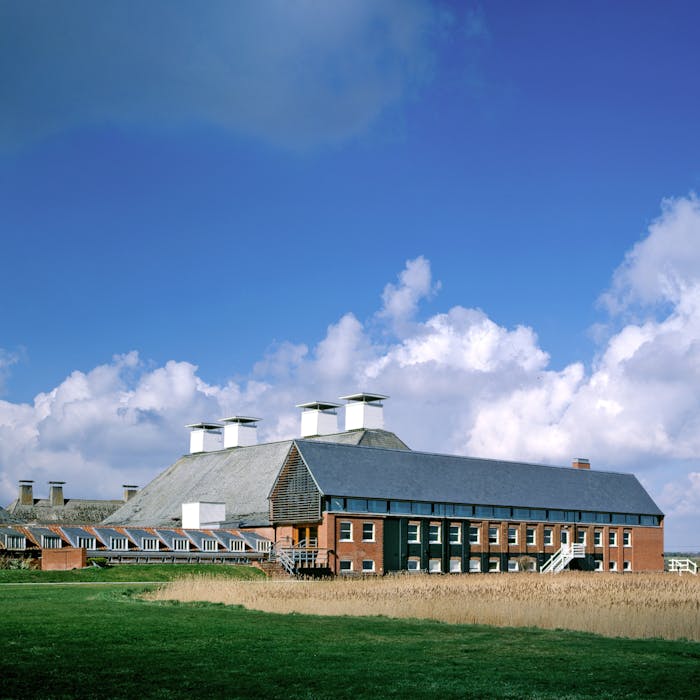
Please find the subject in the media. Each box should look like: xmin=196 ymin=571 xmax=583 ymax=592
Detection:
xmin=172 ymin=539 xmax=189 ymax=551
xmin=41 ymin=535 xmax=62 ymax=549
xmin=141 ymin=537 xmax=159 ymax=551
xmin=229 ymin=539 xmax=245 ymax=552
xmin=110 ymin=537 xmax=128 ymax=551
xmin=77 ymin=537 xmax=96 ymax=549
xmin=200 ymin=539 xmax=217 ymax=552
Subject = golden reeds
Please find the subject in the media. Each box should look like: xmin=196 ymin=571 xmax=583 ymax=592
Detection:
xmin=146 ymin=572 xmax=700 ymax=641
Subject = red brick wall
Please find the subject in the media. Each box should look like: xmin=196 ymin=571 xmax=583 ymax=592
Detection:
xmin=41 ymin=547 xmax=86 ymax=571
xmin=332 ymin=515 xmax=384 ymax=575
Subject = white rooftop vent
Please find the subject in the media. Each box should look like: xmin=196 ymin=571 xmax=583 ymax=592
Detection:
xmin=182 ymin=502 xmax=226 ymax=529
xmin=340 ymin=393 xmax=388 ymax=431
xmin=220 ymin=416 xmax=261 ymax=448
xmin=186 ymin=422 xmax=223 ymax=454
xmin=296 ymin=401 xmax=340 ymax=438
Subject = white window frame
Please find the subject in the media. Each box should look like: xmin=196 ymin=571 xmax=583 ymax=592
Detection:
xmin=488 ymin=558 xmax=500 ymax=573
xmin=77 ymin=537 xmax=96 ymax=549
xmin=449 ymin=524 xmax=461 ymax=545
xmin=362 ymin=522 xmax=375 ymax=542
xmin=469 ymin=558 xmax=481 ymax=573
xmin=594 ymin=530 xmax=603 ymax=547
xmin=609 ymin=530 xmax=618 ymax=547
xmin=488 ymin=527 xmax=499 ymax=545
xmin=543 ymin=528 xmax=553 ymax=546
xmin=339 ymin=521 xmax=353 ymax=542
xmin=508 ymin=527 xmax=518 ymax=545
xmin=428 ymin=558 xmax=442 ymax=573
xmin=526 ymin=528 xmax=536 ymax=546
xmin=507 ymin=559 xmax=519 ymax=572
xmin=110 ymin=537 xmax=128 ymax=551
xmin=256 ymin=540 xmax=271 ymax=553
xmin=623 ymin=560 xmax=631 ymax=571
xmin=142 ymin=537 xmax=160 ymax=551
xmin=407 ymin=522 xmax=420 ymax=543
xmin=362 ymin=559 xmax=375 ymax=573
xmin=594 ymin=560 xmax=603 ymax=571
xmin=201 ymin=539 xmax=217 ymax=552
xmin=560 ymin=530 xmax=569 ymax=546
xmin=469 ymin=525 xmax=480 ymax=545
xmin=172 ymin=538 xmax=189 ymax=551
xmin=429 ymin=524 xmax=441 ymax=544
xmin=407 ymin=558 xmax=420 ymax=572
xmin=609 ymin=560 xmax=617 ymax=571
xmin=229 ymin=539 xmax=245 ymax=552
xmin=576 ymin=530 xmax=586 ymax=546
xmin=449 ymin=558 xmax=461 ymax=573
xmin=339 ymin=559 xmax=353 ymax=573
xmin=623 ymin=530 xmax=632 ymax=547
xmin=41 ymin=535 xmax=62 ymax=549
xmin=5 ymin=535 xmax=26 ymax=550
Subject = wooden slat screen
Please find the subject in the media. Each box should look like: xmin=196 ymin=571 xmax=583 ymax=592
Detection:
xmin=270 ymin=445 xmax=321 ymax=523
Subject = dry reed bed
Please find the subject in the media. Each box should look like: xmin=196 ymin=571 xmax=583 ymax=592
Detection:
xmin=147 ymin=572 xmax=700 ymax=641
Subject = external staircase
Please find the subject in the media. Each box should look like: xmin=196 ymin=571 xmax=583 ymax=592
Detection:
xmin=667 ymin=558 xmax=698 ymax=575
xmin=540 ymin=543 xmax=586 ymax=573
xmin=269 ymin=538 xmax=331 ymax=577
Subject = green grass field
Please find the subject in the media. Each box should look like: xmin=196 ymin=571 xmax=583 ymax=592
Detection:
xmin=1 ymin=569 xmax=699 ymax=699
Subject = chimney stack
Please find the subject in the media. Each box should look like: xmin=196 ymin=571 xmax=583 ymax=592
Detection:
xmin=19 ymin=480 xmax=34 ymax=506
xmin=185 ymin=423 xmax=223 ymax=454
xmin=122 ymin=484 xmax=139 ymax=502
xmin=340 ymin=393 xmax=388 ymax=431
xmin=48 ymin=481 xmax=65 ymax=507
xmin=297 ymin=401 xmax=340 ymax=438
xmin=572 ymin=458 xmax=591 ymax=470
xmin=220 ymin=416 xmax=261 ymax=448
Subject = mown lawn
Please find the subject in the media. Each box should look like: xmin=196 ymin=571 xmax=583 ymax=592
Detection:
xmin=1 ymin=582 xmax=699 ymax=699
xmin=0 ymin=563 xmax=265 ymax=583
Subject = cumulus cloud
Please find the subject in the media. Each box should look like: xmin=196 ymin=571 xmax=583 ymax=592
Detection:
xmin=1 ymin=0 xmax=443 ymax=150
xmin=3 ymin=199 xmax=700 ymax=547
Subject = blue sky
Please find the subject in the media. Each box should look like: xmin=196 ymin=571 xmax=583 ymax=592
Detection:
xmin=2 ymin=1 xmax=700 ymax=549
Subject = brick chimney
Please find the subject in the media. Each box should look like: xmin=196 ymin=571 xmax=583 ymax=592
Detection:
xmin=572 ymin=458 xmax=590 ymax=470
xmin=49 ymin=481 xmax=66 ymax=506
xmin=122 ymin=485 xmax=139 ymax=502
xmin=19 ymin=480 xmax=34 ymax=505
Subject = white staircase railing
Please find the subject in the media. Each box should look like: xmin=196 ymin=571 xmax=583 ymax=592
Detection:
xmin=668 ymin=558 xmax=698 ymax=575
xmin=271 ymin=538 xmax=328 ymax=576
xmin=540 ymin=543 xmax=585 ymax=574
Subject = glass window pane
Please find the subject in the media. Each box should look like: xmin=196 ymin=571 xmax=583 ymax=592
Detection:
xmin=347 ymin=498 xmax=368 ymax=512
xmin=367 ymin=499 xmax=387 ymax=513
xmin=493 ymin=507 xmax=511 ymax=518
xmin=475 ymin=505 xmax=493 ymax=517
xmin=513 ymin=508 xmax=530 ymax=519
xmin=330 ymin=497 xmax=345 ymax=511
xmin=411 ymin=502 xmax=432 ymax=515
xmin=454 ymin=505 xmax=473 ymax=517
xmin=390 ymin=500 xmax=411 ymax=514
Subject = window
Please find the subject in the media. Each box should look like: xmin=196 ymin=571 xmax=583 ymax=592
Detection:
xmin=508 ymin=527 xmax=518 ymax=545
xmin=411 ymin=502 xmax=432 ymax=515
xmin=449 ymin=525 xmax=461 ymax=544
xmin=339 ymin=560 xmax=353 ymax=573
xmin=429 ymin=524 xmax=441 ymax=544
xmin=543 ymin=528 xmax=553 ymax=546
xmin=429 ymin=559 xmax=441 ymax=573
xmin=513 ymin=508 xmax=530 ymax=519
xmin=560 ymin=530 xmax=569 ymax=546
xmin=488 ymin=527 xmax=499 ymax=545
xmin=256 ymin=540 xmax=271 ymax=553
xmin=41 ymin=535 xmax=62 ymax=549
xmin=488 ymin=558 xmax=500 ymax=572
xmin=339 ymin=521 xmax=353 ymax=541
xmin=507 ymin=560 xmax=519 ymax=572
xmin=469 ymin=558 xmax=481 ymax=573
xmin=475 ymin=505 xmax=493 ymax=517
xmin=407 ymin=558 xmax=420 ymax=572
xmin=142 ymin=538 xmax=159 ymax=551
xmin=367 ymin=499 xmax=387 ymax=513
xmin=595 ymin=560 xmax=603 ymax=571
xmin=609 ymin=560 xmax=617 ymax=571
xmin=449 ymin=558 xmax=461 ymax=573
xmin=389 ymin=500 xmax=411 ymax=514
xmin=5 ymin=535 xmax=25 ymax=550
xmin=594 ymin=530 xmax=603 ymax=547
xmin=172 ymin=539 xmax=189 ymax=551
xmin=576 ymin=530 xmax=586 ymax=545
xmin=110 ymin=537 xmax=128 ymax=551
xmin=623 ymin=560 xmax=631 ymax=571
xmin=609 ymin=531 xmax=618 ymax=547
xmin=526 ymin=528 xmax=536 ymax=546
xmin=201 ymin=539 xmax=217 ymax=552
xmin=493 ymin=507 xmax=511 ymax=519
xmin=362 ymin=522 xmax=375 ymax=542
xmin=469 ymin=526 xmax=480 ymax=544
xmin=229 ymin=539 xmax=245 ymax=552
xmin=407 ymin=523 xmax=420 ymax=543
xmin=362 ymin=559 xmax=375 ymax=573
xmin=347 ymin=498 xmax=368 ymax=512
xmin=77 ymin=537 xmax=96 ymax=549
xmin=330 ymin=497 xmax=345 ymax=511
xmin=623 ymin=530 xmax=631 ymax=547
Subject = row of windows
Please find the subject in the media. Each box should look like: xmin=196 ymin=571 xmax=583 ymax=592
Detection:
xmin=339 ymin=559 xmax=376 ymax=573
xmin=328 ymin=497 xmax=660 ymax=526
xmin=33 ymin=536 xmax=249 ymax=552
xmin=392 ymin=558 xmax=634 ymax=573
xmin=339 ymin=522 xmax=376 ymax=542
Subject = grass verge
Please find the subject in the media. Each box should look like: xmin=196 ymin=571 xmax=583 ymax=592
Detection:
xmin=1 ymin=583 xmax=699 ymax=699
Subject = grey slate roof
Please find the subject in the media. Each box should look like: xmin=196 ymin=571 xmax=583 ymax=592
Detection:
xmin=294 ymin=440 xmax=663 ymax=516
xmin=5 ymin=498 xmax=124 ymax=525
xmin=103 ymin=429 xmax=407 ymax=527
xmin=0 ymin=506 xmax=20 ymax=524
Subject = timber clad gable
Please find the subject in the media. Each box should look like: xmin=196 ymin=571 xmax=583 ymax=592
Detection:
xmin=270 ymin=445 xmax=321 ymax=524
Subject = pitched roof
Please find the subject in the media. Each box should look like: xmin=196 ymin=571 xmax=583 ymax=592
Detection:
xmin=293 ymin=440 xmax=663 ymax=516
xmin=5 ymin=498 xmax=124 ymax=525
xmin=0 ymin=505 xmax=21 ymax=524
xmin=103 ymin=429 xmax=407 ymax=527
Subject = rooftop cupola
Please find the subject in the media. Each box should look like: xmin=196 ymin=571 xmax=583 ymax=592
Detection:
xmin=122 ymin=485 xmax=139 ymax=502
xmin=340 ymin=393 xmax=388 ymax=431
xmin=296 ymin=401 xmax=340 ymax=438
xmin=48 ymin=481 xmax=66 ymax=507
xmin=185 ymin=422 xmax=223 ymax=454
xmin=19 ymin=480 xmax=34 ymax=506
xmin=220 ymin=416 xmax=261 ymax=448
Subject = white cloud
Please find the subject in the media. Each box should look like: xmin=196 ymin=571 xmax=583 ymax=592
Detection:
xmin=1 ymin=1 xmax=444 ymax=151
xmin=3 ymin=198 xmax=700 ymax=548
